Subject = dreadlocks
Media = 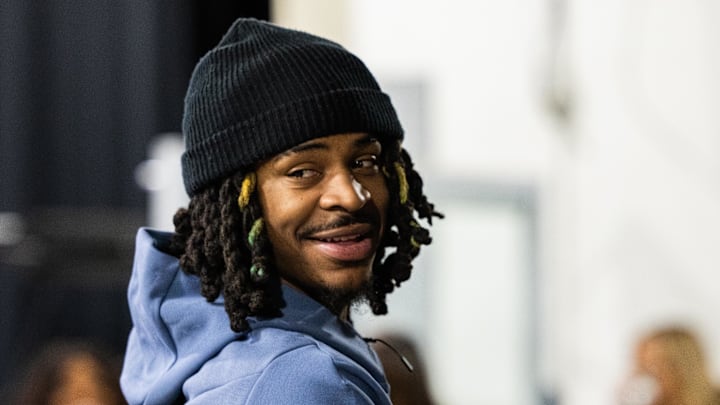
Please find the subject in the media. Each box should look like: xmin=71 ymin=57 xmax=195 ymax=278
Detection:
xmin=169 ymin=141 xmax=442 ymax=332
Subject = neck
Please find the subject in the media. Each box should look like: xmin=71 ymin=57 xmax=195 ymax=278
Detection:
xmin=280 ymin=279 xmax=355 ymax=320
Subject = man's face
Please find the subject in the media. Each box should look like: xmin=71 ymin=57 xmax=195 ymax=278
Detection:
xmin=256 ymin=132 xmax=389 ymax=312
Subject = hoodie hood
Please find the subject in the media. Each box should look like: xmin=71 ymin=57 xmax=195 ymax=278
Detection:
xmin=120 ymin=228 xmax=387 ymax=404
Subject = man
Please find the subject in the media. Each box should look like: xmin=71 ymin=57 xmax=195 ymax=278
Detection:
xmin=121 ymin=18 xmax=441 ymax=404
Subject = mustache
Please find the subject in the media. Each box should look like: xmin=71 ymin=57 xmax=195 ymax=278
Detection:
xmin=298 ymin=212 xmax=379 ymax=239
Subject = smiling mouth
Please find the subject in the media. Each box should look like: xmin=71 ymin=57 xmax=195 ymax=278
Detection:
xmin=306 ymin=222 xmax=374 ymax=240
xmin=314 ymin=233 xmax=367 ymax=243
xmin=306 ymin=224 xmax=376 ymax=262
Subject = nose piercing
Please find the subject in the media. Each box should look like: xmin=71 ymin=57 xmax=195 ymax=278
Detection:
xmin=352 ymin=178 xmax=370 ymax=201
xmin=361 ymin=186 xmax=371 ymax=200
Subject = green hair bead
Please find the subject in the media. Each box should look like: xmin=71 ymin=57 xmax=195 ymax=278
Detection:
xmin=248 ymin=218 xmax=264 ymax=247
xmin=250 ymin=264 xmax=266 ymax=280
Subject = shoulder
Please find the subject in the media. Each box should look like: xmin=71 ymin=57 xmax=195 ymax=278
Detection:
xmin=248 ymin=342 xmax=383 ymax=404
xmin=185 ymin=330 xmax=389 ymax=404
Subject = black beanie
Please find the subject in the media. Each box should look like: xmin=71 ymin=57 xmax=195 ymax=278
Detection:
xmin=181 ymin=18 xmax=404 ymax=196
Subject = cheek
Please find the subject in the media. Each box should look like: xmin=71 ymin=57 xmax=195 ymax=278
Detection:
xmin=263 ymin=200 xmax=298 ymax=241
xmin=259 ymin=189 xmax=315 ymax=246
xmin=369 ymin=178 xmax=390 ymax=219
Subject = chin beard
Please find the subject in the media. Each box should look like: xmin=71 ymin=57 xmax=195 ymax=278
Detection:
xmin=310 ymin=280 xmax=373 ymax=317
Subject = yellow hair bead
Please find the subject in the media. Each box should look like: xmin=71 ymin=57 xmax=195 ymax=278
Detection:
xmin=394 ymin=162 xmax=409 ymax=205
xmin=410 ymin=221 xmax=421 ymax=248
xmin=410 ymin=236 xmax=421 ymax=249
xmin=237 ymin=173 xmax=256 ymax=209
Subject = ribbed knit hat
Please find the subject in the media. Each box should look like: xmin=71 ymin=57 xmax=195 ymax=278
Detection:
xmin=181 ymin=18 xmax=404 ymax=196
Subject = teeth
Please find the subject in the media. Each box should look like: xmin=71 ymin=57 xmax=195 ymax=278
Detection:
xmin=322 ymin=235 xmax=359 ymax=242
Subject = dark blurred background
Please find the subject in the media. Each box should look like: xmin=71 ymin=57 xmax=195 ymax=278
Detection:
xmin=0 ymin=0 xmax=268 ymax=389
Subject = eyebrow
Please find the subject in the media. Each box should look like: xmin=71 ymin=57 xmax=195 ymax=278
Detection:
xmin=277 ymin=134 xmax=380 ymax=158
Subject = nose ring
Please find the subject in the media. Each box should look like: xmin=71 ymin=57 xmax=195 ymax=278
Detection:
xmin=353 ymin=178 xmax=370 ymax=201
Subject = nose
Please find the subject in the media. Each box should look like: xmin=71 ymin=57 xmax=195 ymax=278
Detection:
xmin=319 ymin=173 xmax=370 ymax=212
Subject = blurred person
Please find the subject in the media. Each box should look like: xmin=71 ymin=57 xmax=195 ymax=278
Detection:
xmin=120 ymin=18 xmax=442 ymax=404
xmin=619 ymin=326 xmax=720 ymax=405
xmin=10 ymin=339 xmax=125 ymax=405
xmin=372 ymin=333 xmax=435 ymax=405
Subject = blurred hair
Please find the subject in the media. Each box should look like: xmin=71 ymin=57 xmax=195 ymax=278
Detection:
xmin=10 ymin=339 xmax=125 ymax=405
xmin=636 ymin=326 xmax=720 ymax=405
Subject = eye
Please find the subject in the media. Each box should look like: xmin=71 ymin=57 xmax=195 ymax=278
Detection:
xmin=353 ymin=155 xmax=379 ymax=173
xmin=287 ymin=168 xmax=319 ymax=179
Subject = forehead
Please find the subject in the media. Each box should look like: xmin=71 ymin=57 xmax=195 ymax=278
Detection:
xmin=275 ymin=132 xmax=378 ymax=158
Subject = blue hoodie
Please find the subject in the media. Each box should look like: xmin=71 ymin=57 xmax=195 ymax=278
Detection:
xmin=120 ymin=228 xmax=391 ymax=404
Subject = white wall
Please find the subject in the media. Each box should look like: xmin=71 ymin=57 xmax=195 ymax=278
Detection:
xmin=554 ymin=1 xmax=720 ymax=403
